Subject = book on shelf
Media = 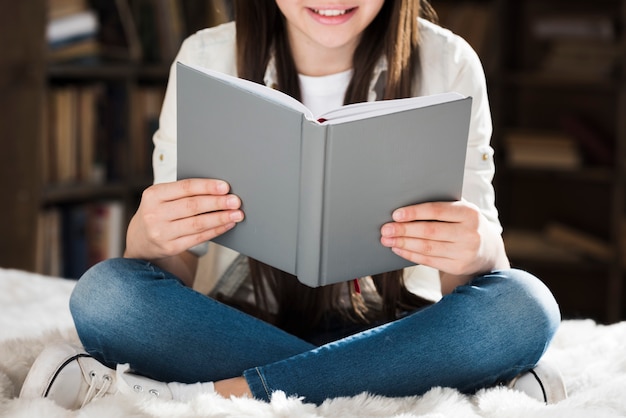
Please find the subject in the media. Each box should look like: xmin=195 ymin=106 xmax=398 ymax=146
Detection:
xmin=540 ymin=40 xmax=620 ymax=79
xmin=176 ymin=0 xmax=233 ymax=34
xmin=530 ymin=15 xmax=617 ymax=42
xmin=46 ymin=9 xmax=98 ymax=45
xmin=130 ymin=0 xmax=162 ymax=63
xmin=90 ymin=0 xmax=143 ymax=62
xmin=48 ymin=0 xmax=90 ymax=20
xmin=48 ymin=86 xmax=79 ymax=184
xmin=61 ymin=204 xmax=89 ymax=279
xmin=504 ymin=130 xmax=582 ymax=170
xmin=544 ymin=222 xmax=613 ymax=262
xmin=35 ymin=201 xmax=125 ymax=278
xmin=44 ymin=84 xmax=105 ymax=185
xmin=77 ymin=85 xmax=99 ymax=182
xmin=47 ymin=0 xmax=146 ymax=63
xmin=48 ymin=37 xmax=100 ymax=62
xmin=111 ymin=0 xmax=142 ymax=62
xmin=130 ymin=0 xmax=185 ymax=63
xmin=85 ymin=201 xmax=125 ymax=267
xmin=154 ymin=0 xmax=185 ymax=63
xmin=435 ymin=1 xmax=494 ymax=62
xmin=177 ymin=62 xmax=472 ymax=287
xmin=504 ymin=223 xmax=615 ymax=265
xmin=130 ymin=85 xmax=165 ymax=178
xmin=503 ymin=228 xmax=582 ymax=263
xmin=36 ymin=208 xmax=62 ymax=277
xmin=529 ymin=13 xmax=619 ymax=79
xmin=100 ymin=84 xmax=130 ymax=182
xmin=559 ymin=114 xmax=615 ymax=166
xmin=621 ymin=219 xmax=626 ymax=266
xmin=203 ymin=0 xmax=233 ymax=28
xmin=46 ymin=0 xmax=100 ymax=63
xmin=128 ymin=0 xmax=232 ymax=64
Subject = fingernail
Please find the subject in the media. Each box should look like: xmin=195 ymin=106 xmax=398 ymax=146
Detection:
xmin=381 ymin=237 xmax=394 ymax=247
xmin=226 ymin=196 xmax=239 ymax=208
xmin=217 ymin=181 xmax=229 ymax=194
xmin=393 ymin=209 xmax=404 ymax=221
xmin=381 ymin=225 xmax=393 ymax=236
xmin=230 ymin=211 xmax=244 ymax=222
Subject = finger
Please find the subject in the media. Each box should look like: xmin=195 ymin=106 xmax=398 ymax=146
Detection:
xmin=391 ymin=244 xmax=478 ymax=277
xmin=397 ymin=235 xmax=450 ymax=255
xmin=392 ymin=201 xmax=470 ymax=223
xmin=148 ymin=178 xmax=231 ymax=203
xmin=381 ymin=220 xmax=458 ymax=243
xmin=172 ymin=209 xmax=244 ymax=238
xmin=157 ymin=221 xmax=239 ymax=257
xmin=169 ymin=194 xmax=242 ymax=221
xmin=381 ymin=232 xmax=456 ymax=257
xmin=390 ymin=246 xmax=457 ymax=272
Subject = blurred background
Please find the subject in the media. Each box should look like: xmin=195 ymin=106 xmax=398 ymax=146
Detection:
xmin=0 ymin=0 xmax=624 ymax=324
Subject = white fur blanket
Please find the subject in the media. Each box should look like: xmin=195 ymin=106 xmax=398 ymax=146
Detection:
xmin=1 ymin=267 xmax=625 ymax=417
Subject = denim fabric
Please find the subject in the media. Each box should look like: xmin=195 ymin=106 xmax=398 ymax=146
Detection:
xmin=70 ymin=258 xmax=560 ymax=405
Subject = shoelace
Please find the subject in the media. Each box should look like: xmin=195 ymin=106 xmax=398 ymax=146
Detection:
xmin=81 ymin=371 xmax=113 ymax=408
xmin=114 ymin=363 xmax=156 ymax=397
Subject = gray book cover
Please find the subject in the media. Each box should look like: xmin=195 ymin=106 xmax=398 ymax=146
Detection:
xmin=177 ymin=62 xmax=472 ymax=287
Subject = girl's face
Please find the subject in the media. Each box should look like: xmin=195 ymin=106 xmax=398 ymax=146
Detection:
xmin=275 ymin=0 xmax=385 ymax=63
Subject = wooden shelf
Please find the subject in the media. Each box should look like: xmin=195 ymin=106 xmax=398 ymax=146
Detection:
xmin=42 ymin=183 xmax=134 ymax=205
xmin=506 ymin=166 xmax=615 ymax=183
xmin=497 ymin=72 xmax=621 ymax=90
xmin=47 ymin=62 xmax=171 ymax=81
xmin=491 ymin=0 xmax=626 ymax=323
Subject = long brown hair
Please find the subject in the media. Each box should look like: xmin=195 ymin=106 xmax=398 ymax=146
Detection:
xmin=232 ymin=0 xmax=438 ymax=338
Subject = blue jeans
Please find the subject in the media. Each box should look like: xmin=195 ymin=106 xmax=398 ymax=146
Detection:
xmin=70 ymin=258 xmax=560 ymax=405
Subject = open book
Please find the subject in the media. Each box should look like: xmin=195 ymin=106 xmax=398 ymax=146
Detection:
xmin=177 ymin=62 xmax=472 ymax=287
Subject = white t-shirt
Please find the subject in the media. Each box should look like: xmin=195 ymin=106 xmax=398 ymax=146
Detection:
xmin=298 ymin=69 xmax=352 ymax=118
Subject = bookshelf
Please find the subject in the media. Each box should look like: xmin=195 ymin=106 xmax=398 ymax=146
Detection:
xmin=488 ymin=0 xmax=626 ymax=323
xmin=434 ymin=0 xmax=625 ymax=323
xmin=0 ymin=1 xmax=46 ymax=273
xmin=0 ymin=0 xmax=232 ymax=278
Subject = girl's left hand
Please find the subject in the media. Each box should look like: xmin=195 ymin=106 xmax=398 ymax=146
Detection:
xmin=380 ymin=199 xmax=508 ymax=277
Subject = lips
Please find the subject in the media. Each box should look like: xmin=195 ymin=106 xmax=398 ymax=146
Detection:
xmin=307 ymin=6 xmax=358 ymax=24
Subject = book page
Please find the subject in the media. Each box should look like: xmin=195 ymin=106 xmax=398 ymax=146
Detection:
xmin=318 ymin=92 xmax=465 ymax=124
xmin=185 ymin=63 xmax=314 ymax=119
xmin=184 ymin=63 xmax=465 ymax=125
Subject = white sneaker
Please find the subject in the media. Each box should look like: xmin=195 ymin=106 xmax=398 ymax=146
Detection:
xmin=508 ymin=360 xmax=568 ymax=404
xmin=20 ymin=342 xmax=173 ymax=409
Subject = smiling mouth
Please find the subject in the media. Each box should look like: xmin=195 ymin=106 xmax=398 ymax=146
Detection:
xmin=311 ymin=8 xmax=356 ymax=17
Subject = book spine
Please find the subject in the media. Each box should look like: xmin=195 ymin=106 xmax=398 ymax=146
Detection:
xmin=296 ymin=121 xmax=327 ymax=287
xmin=545 ymin=222 xmax=613 ymax=261
xmin=61 ymin=204 xmax=88 ymax=279
xmin=559 ymin=114 xmax=614 ymax=166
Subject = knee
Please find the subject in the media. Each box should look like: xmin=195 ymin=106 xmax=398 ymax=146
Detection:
xmin=506 ymin=269 xmax=561 ymax=336
xmin=71 ymin=258 xmax=127 ymax=312
xmin=69 ymin=258 xmax=146 ymax=339
xmin=476 ymin=269 xmax=561 ymax=360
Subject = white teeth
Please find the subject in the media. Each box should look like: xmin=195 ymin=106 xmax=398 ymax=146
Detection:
xmin=314 ymin=9 xmax=348 ymax=16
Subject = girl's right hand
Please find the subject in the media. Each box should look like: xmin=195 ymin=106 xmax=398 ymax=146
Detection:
xmin=124 ymin=178 xmax=244 ymax=261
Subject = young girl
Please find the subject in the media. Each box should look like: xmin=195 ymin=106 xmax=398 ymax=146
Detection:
xmin=21 ymin=0 xmax=565 ymax=409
